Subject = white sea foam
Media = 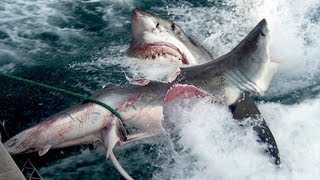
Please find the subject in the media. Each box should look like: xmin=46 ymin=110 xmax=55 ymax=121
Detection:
xmin=150 ymin=1 xmax=320 ymax=179
xmin=152 ymin=96 xmax=320 ymax=180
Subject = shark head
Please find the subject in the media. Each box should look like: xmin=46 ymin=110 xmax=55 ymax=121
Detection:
xmin=178 ymin=19 xmax=278 ymax=105
xmin=4 ymin=128 xmax=35 ymax=155
xmin=222 ymin=19 xmax=278 ymax=97
xmin=128 ymin=9 xmax=213 ymax=65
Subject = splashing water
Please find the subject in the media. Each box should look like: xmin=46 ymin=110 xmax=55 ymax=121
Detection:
xmin=1 ymin=0 xmax=320 ymax=179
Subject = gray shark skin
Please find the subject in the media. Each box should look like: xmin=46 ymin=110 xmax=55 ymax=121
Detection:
xmin=177 ymin=19 xmax=278 ymax=105
xmin=3 ymin=19 xmax=280 ymax=179
xmin=128 ymin=9 xmax=213 ymax=65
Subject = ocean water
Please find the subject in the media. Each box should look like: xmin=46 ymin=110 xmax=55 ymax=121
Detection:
xmin=0 ymin=0 xmax=319 ymax=179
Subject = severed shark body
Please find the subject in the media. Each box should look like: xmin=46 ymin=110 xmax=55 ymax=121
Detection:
xmin=3 ymin=9 xmax=280 ymax=180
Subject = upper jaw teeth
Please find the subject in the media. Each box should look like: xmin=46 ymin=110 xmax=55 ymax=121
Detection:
xmin=145 ymin=53 xmax=182 ymax=62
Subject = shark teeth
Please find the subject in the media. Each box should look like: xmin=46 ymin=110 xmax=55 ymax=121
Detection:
xmin=128 ymin=42 xmax=189 ymax=64
xmin=144 ymin=53 xmax=182 ymax=63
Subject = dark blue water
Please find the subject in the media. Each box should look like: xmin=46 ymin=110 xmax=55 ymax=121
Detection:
xmin=1 ymin=0 xmax=320 ymax=179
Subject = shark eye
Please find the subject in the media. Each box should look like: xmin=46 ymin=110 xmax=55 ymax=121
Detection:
xmin=261 ymin=32 xmax=266 ymax=37
xmin=171 ymin=23 xmax=176 ymax=31
xmin=7 ymin=138 xmax=18 ymax=147
xmin=156 ymin=22 xmax=160 ymax=28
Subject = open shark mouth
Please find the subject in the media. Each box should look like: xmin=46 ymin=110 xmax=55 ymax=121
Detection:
xmin=129 ymin=42 xmax=190 ymax=65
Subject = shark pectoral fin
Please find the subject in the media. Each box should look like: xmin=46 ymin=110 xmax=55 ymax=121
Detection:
xmin=164 ymin=84 xmax=211 ymax=104
xmin=229 ymin=92 xmax=280 ymax=165
xmin=103 ymin=119 xmax=127 ymax=158
xmin=104 ymin=127 xmax=120 ymax=158
xmin=103 ymin=120 xmax=133 ymax=179
xmin=38 ymin=145 xmax=51 ymax=156
xmin=109 ymin=151 xmax=134 ymax=180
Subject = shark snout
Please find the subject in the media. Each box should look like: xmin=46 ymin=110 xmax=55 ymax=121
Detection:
xmin=3 ymin=130 xmax=31 ymax=154
xmin=131 ymin=8 xmax=153 ymax=27
xmin=132 ymin=8 xmax=144 ymax=21
xmin=4 ymin=137 xmax=18 ymax=148
xmin=254 ymin=18 xmax=269 ymax=38
xmin=258 ymin=19 xmax=269 ymax=37
xmin=131 ymin=8 xmax=156 ymax=40
xmin=259 ymin=19 xmax=267 ymax=27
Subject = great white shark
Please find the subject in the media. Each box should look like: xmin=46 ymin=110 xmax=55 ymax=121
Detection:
xmin=3 ymin=9 xmax=280 ymax=180
xmin=127 ymin=9 xmax=280 ymax=164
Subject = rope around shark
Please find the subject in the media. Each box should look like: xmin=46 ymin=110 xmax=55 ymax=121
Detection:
xmin=0 ymin=72 xmax=134 ymax=179
xmin=0 ymin=72 xmax=123 ymax=122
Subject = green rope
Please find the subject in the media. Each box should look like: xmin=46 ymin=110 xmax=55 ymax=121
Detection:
xmin=0 ymin=72 xmax=123 ymax=121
